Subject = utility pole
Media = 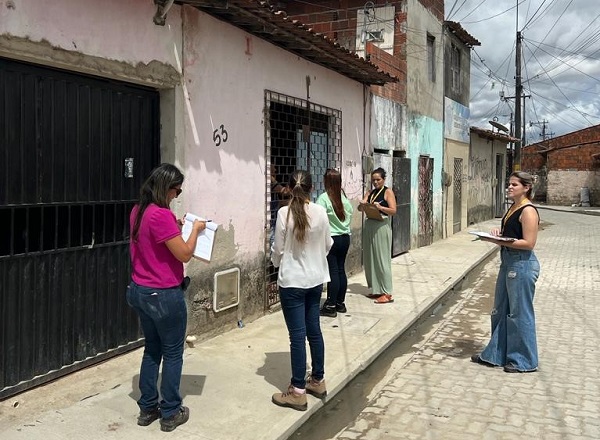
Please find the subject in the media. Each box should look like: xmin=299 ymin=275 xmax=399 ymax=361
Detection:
xmin=509 ymin=112 xmax=514 ymax=174
xmin=530 ymin=120 xmax=554 ymax=141
xmin=514 ymin=31 xmax=523 ymax=170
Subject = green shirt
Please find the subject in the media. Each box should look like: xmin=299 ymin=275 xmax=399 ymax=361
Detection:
xmin=316 ymin=192 xmax=353 ymax=236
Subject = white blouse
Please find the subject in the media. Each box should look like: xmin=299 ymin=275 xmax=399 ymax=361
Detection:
xmin=271 ymin=202 xmax=333 ymax=288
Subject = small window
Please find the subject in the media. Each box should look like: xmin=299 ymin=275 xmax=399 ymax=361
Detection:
xmin=451 ymin=44 xmax=461 ymax=93
xmin=427 ymin=34 xmax=436 ymax=82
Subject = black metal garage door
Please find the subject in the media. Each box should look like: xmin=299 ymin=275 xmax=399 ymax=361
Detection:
xmin=0 ymin=58 xmax=160 ymax=399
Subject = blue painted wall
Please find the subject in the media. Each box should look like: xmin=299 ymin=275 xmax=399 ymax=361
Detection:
xmin=407 ymin=112 xmax=444 ymax=247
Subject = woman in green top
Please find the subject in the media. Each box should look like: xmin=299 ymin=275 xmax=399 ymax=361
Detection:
xmin=316 ymin=169 xmax=353 ymax=317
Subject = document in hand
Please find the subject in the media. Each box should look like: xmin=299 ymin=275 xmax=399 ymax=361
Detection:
xmin=468 ymin=231 xmax=516 ymax=242
xmin=360 ymin=202 xmax=384 ymax=221
xmin=181 ymin=213 xmax=219 ymax=262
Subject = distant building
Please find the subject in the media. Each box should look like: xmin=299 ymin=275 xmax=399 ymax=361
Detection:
xmin=284 ymin=0 xmax=446 ymax=250
xmin=468 ymin=127 xmax=516 ymax=223
xmin=522 ymin=124 xmax=600 ymax=206
xmin=442 ymin=21 xmax=480 ymax=236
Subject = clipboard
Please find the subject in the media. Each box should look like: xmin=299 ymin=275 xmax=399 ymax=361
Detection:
xmin=181 ymin=213 xmax=220 ymax=262
xmin=468 ymin=231 xmax=516 ymax=242
xmin=361 ymin=203 xmax=384 ymax=221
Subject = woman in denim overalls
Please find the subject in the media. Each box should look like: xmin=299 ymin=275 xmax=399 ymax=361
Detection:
xmin=471 ymin=171 xmax=541 ymax=373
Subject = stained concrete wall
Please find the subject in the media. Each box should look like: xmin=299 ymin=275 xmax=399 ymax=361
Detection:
xmin=405 ymin=0 xmax=444 ymax=247
xmin=2 ymin=0 xmax=370 ymax=339
xmin=468 ymin=135 xmax=506 ymax=224
xmin=547 ymin=170 xmax=600 ymax=206
xmin=443 ymin=139 xmax=469 ymax=236
xmin=370 ymin=95 xmax=407 ymax=151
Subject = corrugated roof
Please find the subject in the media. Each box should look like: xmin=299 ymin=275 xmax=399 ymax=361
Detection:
xmin=176 ymin=0 xmax=397 ymax=85
xmin=444 ymin=21 xmax=480 ymax=48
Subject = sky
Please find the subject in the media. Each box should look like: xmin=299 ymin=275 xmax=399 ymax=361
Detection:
xmin=444 ymin=0 xmax=600 ymax=143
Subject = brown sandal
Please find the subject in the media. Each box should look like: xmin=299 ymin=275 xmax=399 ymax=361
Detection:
xmin=374 ymin=294 xmax=394 ymax=304
xmin=366 ymin=293 xmax=383 ymax=299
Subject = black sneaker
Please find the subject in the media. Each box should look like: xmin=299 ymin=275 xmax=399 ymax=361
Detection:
xmin=335 ymin=303 xmax=347 ymax=313
xmin=320 ymin=306 xmax=337 ymax=318
xmin=160 ymin=406 xmax=190 ymax=432
xmin=137 ymin=407 xmax=160 ymax=426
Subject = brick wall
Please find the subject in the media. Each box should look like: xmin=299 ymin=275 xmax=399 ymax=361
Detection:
xmin=523 ymin=124 xmax=600 ymax=172
xmin=522 ymin=144 xmax=547 ymax=171
xmin=285 ymin=8 xmax=358 ymax=50
xmin=523 ymin=124 xmax=600 ymax=205
xmin=417 ymin=0 xmax=444 ymax=21
xmin=282 ymin=1 xmax=448 ymax=105
xmin=548 ymin=145 xmax=600 ymax=170
xmin=366 ymin=42 xmax=407 ymax=102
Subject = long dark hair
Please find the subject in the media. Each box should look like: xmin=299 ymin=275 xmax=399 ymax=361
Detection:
xmin=132 ymin=163 xmax=184 ymax=241
xmin=287 ymin=170 xmax=312 ymax=243
xmin=324 ymin=168 xmax=345 ymax=221
xmin=510 ymin=171 xmax=535 ymax=199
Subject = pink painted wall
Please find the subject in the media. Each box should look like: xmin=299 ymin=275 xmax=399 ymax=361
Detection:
xmin=2 ymin=0 xmax=371 ymax=329
xmin=178 ymin=6 xmax=367 ymax=258
xmin=1 ymin=0 xmax=181 ymax=68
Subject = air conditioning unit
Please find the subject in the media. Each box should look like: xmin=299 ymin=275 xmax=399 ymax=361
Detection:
xmin=213 ymin=268 xmax=240 ymax=312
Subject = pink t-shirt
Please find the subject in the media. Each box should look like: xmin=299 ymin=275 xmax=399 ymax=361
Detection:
xmin=130 ymin=204 xmax=183 ymax=288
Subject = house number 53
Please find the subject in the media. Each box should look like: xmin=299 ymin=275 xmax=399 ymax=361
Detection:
xmin=213 ymin=124 xmax=228 ymax=147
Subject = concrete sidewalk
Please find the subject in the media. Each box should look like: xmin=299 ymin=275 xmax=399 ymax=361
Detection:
xmin=0 ymin=218 xmax=501 ymax=440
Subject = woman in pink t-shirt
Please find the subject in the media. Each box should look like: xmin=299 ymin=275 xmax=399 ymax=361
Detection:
xmin=126 ymin=163 xmax=205 ymax=432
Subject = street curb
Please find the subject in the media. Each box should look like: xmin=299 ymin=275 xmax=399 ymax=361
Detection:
xmin=276 ymin=244 xmax=499 ymax=440
xmin=536 ymin=205 xmax=600 ymax=216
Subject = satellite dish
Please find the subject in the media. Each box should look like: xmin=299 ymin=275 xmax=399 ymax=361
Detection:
xmin=489 ymin=120 xmax=509 ymax=132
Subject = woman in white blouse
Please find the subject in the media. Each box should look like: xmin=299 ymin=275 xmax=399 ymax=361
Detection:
xmin=271 ymin=170 xmax=333 ymax=411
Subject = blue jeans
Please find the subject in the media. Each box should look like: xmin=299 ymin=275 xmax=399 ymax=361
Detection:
xmin=279 ymin=285 xmax=325 ymax=388
xmin=480 ymin=248 xmax=540 ymax=371
xmin=126 ymin=281 xmax=187 ymax=418
xmin=324 ymin=234 xmax=351 ymax=307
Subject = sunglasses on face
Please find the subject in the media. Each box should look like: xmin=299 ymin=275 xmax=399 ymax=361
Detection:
xmin=171 ymin=187 xmax=182 ymax=196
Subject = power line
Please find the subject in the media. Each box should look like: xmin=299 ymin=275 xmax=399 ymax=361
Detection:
xmin=461 ymin=1 xmax=525 ymax=25
xmin=455 ymin=0 xmax=492 ymax=22
xmin=522 ymin=0 xmax=555 ymax=30
xmin=524 ymin=40 xmax=595 ymax=125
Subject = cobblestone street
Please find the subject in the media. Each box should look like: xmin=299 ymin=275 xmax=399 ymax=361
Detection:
xmin=334 ymin=209 xmax=600 ymax=440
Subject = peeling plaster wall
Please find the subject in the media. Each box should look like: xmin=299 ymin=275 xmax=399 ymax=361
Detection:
xmin=443 ymin=139 xmax=469 ymax=236
xmin=0 ymin=0 xmax=182 ymax=86
xmin=171 ymin=7 xmax=369 ymax=337
xmin=468 ymin=136 xmax=506 ymax=224
xmin=405 ymin=0 xmax=444 ymax=248
xmin=406 ymin=0 xmax=443 ymax=121
xmin=548 ymin=170 xmax=600 ymax=206
xmin=1 ymin=0 xmax=370 ymax=338
xmin=407 ymin=113 xmax=444 ymax=246
xmin=370 ymin=95 xmax=406 ymax=151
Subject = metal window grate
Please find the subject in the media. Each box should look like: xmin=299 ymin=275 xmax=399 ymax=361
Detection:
xmin=418 ymin=156 xmax=434 ymax=247
xmin=453 ymin=158 xmax=463 ymax=234
xmin=264 ymin=90 xmax=341 ymax=308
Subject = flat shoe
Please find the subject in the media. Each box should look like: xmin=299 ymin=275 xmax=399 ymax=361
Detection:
xmin=504 ymin=363 xmax=537 ymax=373
xmin=367 ymin=293 xmax=382 ymax=299
xmin=374 ymin=294 xmax=394 ymax=304
xmin=470 ymin=354 xmax=496 ymax=367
